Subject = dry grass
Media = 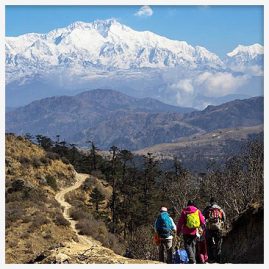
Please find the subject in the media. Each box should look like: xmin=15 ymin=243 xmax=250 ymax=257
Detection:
xmin=5 ymin=134 xmax=77 ymax=263
xmin=6 ymin=134 xmax=76 ymax=190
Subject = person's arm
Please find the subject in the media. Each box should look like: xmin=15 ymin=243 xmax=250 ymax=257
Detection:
xmin=170 ymin=217 xmax=177 ymax=232
xmin=221 ymin=209 xmax=226 ymax=222
xmin=176 ymin=213 xmax=184 ymax=235
xmin=202 ymin=206 xmax=209 ymax=218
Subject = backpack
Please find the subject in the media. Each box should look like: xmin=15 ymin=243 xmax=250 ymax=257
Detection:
xmin=186 ymin=209 xmax=200 ymax=229
xmin=206 ymin=207 xmax=223 ymax=230
xmin=155 ymin=212 xmax=173 ymax=238
xmin=173 ymin=249 xmax=189 ymax=264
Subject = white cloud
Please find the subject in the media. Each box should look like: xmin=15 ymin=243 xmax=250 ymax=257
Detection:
xmin=196 ymin=72 xmax=249 ymax=97
xmin=169 ymin=79 xmax=195 ymax=107
xmin=135 ymin=6 xmax=153 ymax=17
xmin=171 ymin=79 xmax=194 ymax=94
xmin=164 ymin=69 xmax=253 ymax=108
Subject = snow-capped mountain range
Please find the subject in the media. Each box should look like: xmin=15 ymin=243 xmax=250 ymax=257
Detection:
xmin=5 ymin=19 xmax=264 ymax=108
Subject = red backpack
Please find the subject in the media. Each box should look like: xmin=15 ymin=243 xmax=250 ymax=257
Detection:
xmin=206 ymin=207 xmax=223 ymax=230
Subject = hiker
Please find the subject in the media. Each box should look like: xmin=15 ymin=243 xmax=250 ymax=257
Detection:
xmin=154 ymin=206 xmax=177 ymax=264
xmin=176 ymin=200 xmax=205 ymax=264
xmin=203 ymin=197 xmax=226 ymax=263
xmin=196 ymin=226 xmax=208 ymax=264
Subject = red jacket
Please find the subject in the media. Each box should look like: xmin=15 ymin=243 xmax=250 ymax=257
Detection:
xmin=177 ymin=206 xmax=205 ymax=235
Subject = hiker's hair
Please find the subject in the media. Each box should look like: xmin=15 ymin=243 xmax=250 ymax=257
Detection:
xmin=187 ymin=200 xmax=195 ymax=207
xmin=210 ymin=197 xmax=216 ymax=205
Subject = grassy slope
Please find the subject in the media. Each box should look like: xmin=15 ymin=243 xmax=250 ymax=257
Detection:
xmin=5 ymin=134 xmax=78 ymax=263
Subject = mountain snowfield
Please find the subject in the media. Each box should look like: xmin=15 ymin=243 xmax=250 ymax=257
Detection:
xmin=5 ymin=19 xmax=264 ymax=108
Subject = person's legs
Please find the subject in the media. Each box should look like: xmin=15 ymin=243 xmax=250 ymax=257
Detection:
xmin=158 ymin=240 xmax=165 ymax=262
xmin=183 ymin=234 xmax=196 ymax=263
xmin=164 ymin=239 xmax=173 ymax=264
xmin=215 ymin=231 xmax=223 ymax=263
xmin=206 ymin=230 xmax=214 ymax=262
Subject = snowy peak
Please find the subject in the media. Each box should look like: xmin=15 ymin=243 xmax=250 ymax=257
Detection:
xmin=63 ymin=19 xmax=126 ymax=38
xmin=5 ymin=19 xmax=264 ymax=85
xmin=225 ymin=43 xmax=263 ymax=68
xmin=195 ymin=46 xmax=223 ymax=66
xmin=227 ymin=43 xmax=263 ymax=58
xmin=6 ymin=19 xmax=223 ymax=72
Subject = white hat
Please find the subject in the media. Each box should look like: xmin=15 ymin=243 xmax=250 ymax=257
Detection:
xmin=160 ymin=207 xmax=168 ymax=212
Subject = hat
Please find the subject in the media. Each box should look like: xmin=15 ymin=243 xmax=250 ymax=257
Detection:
xmin=160 ymin=207 xmax=168 ymax=212
xmin=187 ymin=200 xmax=195 ymax=207
xmin=210 ymin=197 xmax=216 ymax=204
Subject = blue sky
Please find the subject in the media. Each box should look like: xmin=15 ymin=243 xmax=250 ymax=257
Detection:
xmin=5 ymin=5 xmax=263 ymax=57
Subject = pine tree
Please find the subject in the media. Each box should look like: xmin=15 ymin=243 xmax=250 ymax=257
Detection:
xmin=89 ymin=187 xmax=105 ymax=212
xmin=86 ymin=140 xmax=98 ymax=171
xmin=109 ymin=145 xmax=119 ymax=233
xmin=141 ymin=153 xmax=160 ymax=224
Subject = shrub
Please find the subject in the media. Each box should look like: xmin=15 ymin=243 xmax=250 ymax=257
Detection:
xmin=21 ymin=215 xmax=32 ymax=224
xmin=46 ymin=152 xmax=60 ymax=160
xmin=72 ymin=208 xmax=125 ymax=255
xmin=6 ymin=203 xmax=25 ymax=227
xmin=19 ymin=156 xmax=31 ymax=166
xmin=46 ymin=176 xmax=58 ymax=191
xmin=40 ymin=157 xmax=51 ymax=166
xmin=20 ymin=231 xmax=30 ymax=239
xmin=11 ymin=179 xmax=25 ymax=191
xmin=54 ymin=212 xmax=70 ymax=227
xmin=61 ymin=157 xmax=70 ymax=164
xmin=82 ymin=177 xmax=94 ymax=191
xmin=32 ymin=157 xmax=43 ymax=168
xmin=70 ymin=207 xmax=90 ymax=220
xmin=128 ymin=226 xmax=158 ymax=261
xmin=29 ymin=215 xmax=49 ymax=231
xmin=5 ymin=190 xmax=23 ymax=203
xmin=23 ymin=187 xmax=48 ymax=203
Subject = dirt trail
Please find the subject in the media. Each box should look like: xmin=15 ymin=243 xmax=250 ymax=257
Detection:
xmin=51 ymin=172 xmax=160 ymax=264
xmin=55 ymin=172 xmax=101 ymax=247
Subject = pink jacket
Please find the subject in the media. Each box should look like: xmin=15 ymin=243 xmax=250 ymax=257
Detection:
xmin=177 ymin=206 xmax=205 ymax=235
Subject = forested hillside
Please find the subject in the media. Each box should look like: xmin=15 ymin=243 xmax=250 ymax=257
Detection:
xmin=6 ymin=133 xmax=263 ymax=263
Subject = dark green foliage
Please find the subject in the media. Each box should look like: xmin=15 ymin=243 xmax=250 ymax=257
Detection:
xmin=35 ymin=135 xmax=53 ymax=150
xmin=89 ymin=187 xmax=105 ymax=212
xmin=46 ymin=176 xmax=58 ymax=191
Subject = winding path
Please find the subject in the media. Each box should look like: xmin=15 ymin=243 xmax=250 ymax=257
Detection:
xmin=49 ymin=172 xmax=160 ymax=264
xmin=55 ymin=172 xmax=100 ymax=247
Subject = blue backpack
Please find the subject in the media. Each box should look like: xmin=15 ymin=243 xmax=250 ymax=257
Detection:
xmin=155 ymin=212 xmax=173 ymax=238
xmin=173 ymin=249 xmax=189 ymax=264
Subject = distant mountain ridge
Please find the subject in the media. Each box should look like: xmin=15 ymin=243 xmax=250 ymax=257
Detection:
xmin=6 ymin=89 xmax=264 ymax=150
xmin=183 ymin=96 xmax=264 ymax=131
